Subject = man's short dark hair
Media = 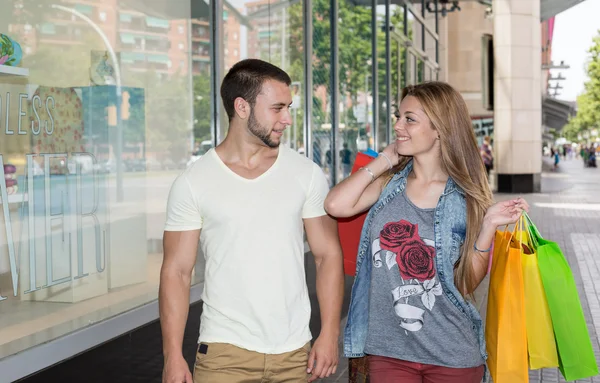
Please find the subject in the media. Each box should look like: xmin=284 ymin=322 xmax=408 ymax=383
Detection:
xmin=220 ymin=59 xmax=292 ymax=121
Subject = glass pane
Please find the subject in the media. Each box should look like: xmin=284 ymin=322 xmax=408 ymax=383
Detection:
xmin=337 ymin=0 xmax=373 ymax=182
xmin=0 ymin=0 xmax=205 ymax=360
xmin=391 ymin=6 xmax=406 ymax=123
xmin=425 ymin=31 xmax=437 ymax=67
xmin=224 ymin=0 xmax=305 ymax=151
xmin=376 ymin=5 xmax=387 ymax=153
xmin=312 ymin=2 xmax=331 ymax=183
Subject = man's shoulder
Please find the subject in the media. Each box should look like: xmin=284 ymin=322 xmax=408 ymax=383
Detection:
xmin=280 ymin=146 xmax=320 ymax=171
xmin=180 ymin=150 xmax=219 ymax=183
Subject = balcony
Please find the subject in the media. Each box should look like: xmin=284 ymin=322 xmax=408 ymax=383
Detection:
xmin=192 ymin=27 xmax=210 ymax=42
xmin=119 ymin=13 xmax=171 ymax=36
xmin=192 ymin=19 xmax=210 ymax=26
xmin=119 ymin=33 xmax=171 ymax=53
xmin=120 ymin=52 xmax=170 ymax=73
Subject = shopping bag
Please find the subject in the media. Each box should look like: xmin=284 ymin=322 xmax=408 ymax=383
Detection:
xmin=486 ymin=222 xmax=529 ymax=383
xmin=338 ymin=150 xmax=377 ymax=276
xmin=518 ymin=221 xmax=559 ymax=369
xmin=525 ymin=213 xmax=598 ymax=381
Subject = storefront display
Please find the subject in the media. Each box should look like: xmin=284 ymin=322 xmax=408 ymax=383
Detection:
xmin=0 ymin=1 xmax=195 ymax=367
xmin=0 ymin=33 xmax=22 ymax=67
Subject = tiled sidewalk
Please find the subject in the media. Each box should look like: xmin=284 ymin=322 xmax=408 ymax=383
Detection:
xmin=325 ymin=157 xmax=600 ymax=382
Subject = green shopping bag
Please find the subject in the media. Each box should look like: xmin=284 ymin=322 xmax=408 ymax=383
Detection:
xmin=525 ymin=213 xmax=598 ymax=381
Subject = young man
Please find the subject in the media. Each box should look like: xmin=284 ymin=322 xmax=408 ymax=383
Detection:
xmin=159 ymin=59 xmax=344 ymax=383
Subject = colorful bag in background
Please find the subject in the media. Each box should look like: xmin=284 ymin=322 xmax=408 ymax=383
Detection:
xmin=525 ymin=213 xmax=599 ymax=381
xmin=338 ymin=150 xmax=377 ymax=276
xmin=518 ymin=221 xmax=559 ymax=370
xmin=486 ymin=222 xmax=529 ymax=383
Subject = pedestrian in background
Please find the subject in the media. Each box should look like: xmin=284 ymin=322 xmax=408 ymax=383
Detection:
xmin=340 ymin=143 xmax=353 ymax=178
xmin=480 ymin=136 xmax=494 ymax=177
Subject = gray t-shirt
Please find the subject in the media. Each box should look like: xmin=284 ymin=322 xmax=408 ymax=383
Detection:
xmin=364 ymin=190 xmax=483 ymax=368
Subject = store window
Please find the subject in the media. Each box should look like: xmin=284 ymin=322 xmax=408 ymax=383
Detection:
xmin=219 ymin=0 xmax=305 ymax=151
xmin=0 ymin=0 xmax=208 ymax=364
xmin=336 ymin=0 xmax=374 ymax=183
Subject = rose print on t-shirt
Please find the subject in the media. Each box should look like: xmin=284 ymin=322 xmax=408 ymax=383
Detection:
xmin=395 ymin=237 xmax=436 ymax=282
xmin=380 ymin=220 xmax=416 ymax=252
xmin=372 ymin=220 xmax=442 ymax=332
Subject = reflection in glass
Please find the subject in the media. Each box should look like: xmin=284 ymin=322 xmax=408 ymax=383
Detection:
xmin=312 ymin=1 xmax=331 ymax=181
xmin=337 ymin=0 xmax=373 ymax=182
xmin=0 ymin=0 xmax=203 ymax=362
xmin=222 ymin=0 xmax=305 ymax=151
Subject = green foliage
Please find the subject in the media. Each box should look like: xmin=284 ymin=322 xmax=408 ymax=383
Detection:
xmin=564 ymin=30 xmax=600 ymax=141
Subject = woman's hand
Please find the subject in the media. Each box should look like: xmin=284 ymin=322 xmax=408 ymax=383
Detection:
xmin=483 ymin=197 xmax=530 ymax=228
xmin=381 ymin=142 xmax=401 ymax=168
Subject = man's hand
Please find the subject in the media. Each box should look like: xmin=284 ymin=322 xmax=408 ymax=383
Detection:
xmin=307 ymin=333 xmax=339 ymax=382
xmin=162 ymin=355 xmax=193 ymax=383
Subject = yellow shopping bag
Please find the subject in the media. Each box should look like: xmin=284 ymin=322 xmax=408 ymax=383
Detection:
xmin=519 ymin=222 xmax=559 ymax=370
xmin=486 ymin=223 xmax=529 ymax=383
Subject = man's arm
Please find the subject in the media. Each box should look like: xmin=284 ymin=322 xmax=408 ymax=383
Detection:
xmin=159 ymin=229 xmax=200 ymax=383
xmin=304 ymin=214 xmax=344 ymax=382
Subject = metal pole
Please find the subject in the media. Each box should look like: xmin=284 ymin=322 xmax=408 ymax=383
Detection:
xmin=330 ymin=0 xmax=339 ymax=185
xmin=210 ymin=0 xmax=224 ymax=146
xmin=435 ymin=0 xmax=439 ymax=65
xmin=303 ymin=0 xmax=313 ymax=159
xmin=404 ymin=4 xmax=410 ymax=85
xmin=371 ymin=0 xmax=378 ymax=152
xmin=365 ymin=73 xmax=369 ymax=141
xmin=421 ymin=0 xmax=426 ymax=80
xmin=385 ymin=0 xmax=392 ymax=148
xmin=188 ymin=18 xmax=195 ymax=152
xmin=293 ymin=108 xmax=297 ymax=149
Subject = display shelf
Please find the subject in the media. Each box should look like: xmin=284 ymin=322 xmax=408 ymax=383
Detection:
xmin=0 ymin=66 xmax=29 ymax=77
xmin=0 ymin=193 xmax=28 ymax=205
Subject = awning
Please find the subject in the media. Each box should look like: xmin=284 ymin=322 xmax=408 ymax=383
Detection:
xmin=121 ymin=52 xmax=146 ymax=63
xmin=258 ymin=31 xmax=273 ymax=39
xmin=119 ymin=33 xmax=136 ymax=44
xmin=119 ymin=13 xmax=133 ymax=22
xmin=74 ymin=4 xmax=94 ymax=15
xmin=145 ymin=16 xmax=170 ymax=29
xmin=147 ymin=54 xmax=170 ymax=64
xmin=40 ymin=23 xmax=56 ymax=35
xmin=541 ymin=0 xmax=587 ymax=21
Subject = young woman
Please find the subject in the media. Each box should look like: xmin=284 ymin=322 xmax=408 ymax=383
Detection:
xmin=325 ymin=82 xmax=529 ymax=382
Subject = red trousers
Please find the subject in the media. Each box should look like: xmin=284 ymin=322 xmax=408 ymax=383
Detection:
xmin=368 ymin=355 xmax=484 ymax=383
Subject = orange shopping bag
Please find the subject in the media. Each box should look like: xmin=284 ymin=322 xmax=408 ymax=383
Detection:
xmin=338 ymin=151 xmax=376 ymax=276
xmin=486 ymin=220 xmax=529 ymax=383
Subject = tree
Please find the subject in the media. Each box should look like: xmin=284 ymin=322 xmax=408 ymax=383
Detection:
xmin=563 ymin=30 xmax=600 ymax=141
xmin=193 ymin=74 xmax=212 ymax=143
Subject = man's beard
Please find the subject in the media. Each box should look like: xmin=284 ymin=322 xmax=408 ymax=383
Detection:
xmin=248 ymin=109 xmax=279 ymax=148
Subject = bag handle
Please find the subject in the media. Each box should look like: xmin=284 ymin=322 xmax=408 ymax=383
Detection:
xmin=522 ymin=212 xmax=540 ymax=248
xmin=505 ymin=215 xmax=531 ymax=253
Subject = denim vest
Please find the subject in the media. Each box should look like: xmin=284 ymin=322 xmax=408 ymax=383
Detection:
xmin=343 ymin=161 xmax=488 ymax=363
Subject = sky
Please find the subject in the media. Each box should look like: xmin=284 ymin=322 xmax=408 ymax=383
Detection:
xmin=551 ymin=0 xmax=600 ymax=102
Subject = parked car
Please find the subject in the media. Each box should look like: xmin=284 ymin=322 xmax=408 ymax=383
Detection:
xmin=125 ymin=158 xmax=146 ymax=172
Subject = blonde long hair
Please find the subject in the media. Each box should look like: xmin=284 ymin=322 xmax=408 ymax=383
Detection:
xmin=388 ymin=82 xmax=494 ymax=296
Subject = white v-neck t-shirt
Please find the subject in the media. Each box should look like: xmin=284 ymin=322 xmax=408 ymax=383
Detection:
xmin=164 ymin=146 xmax=330 ymax=354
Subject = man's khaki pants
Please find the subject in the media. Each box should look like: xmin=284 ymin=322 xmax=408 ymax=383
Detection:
xmin=193 ymin=342 xmax=311 ymax=382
